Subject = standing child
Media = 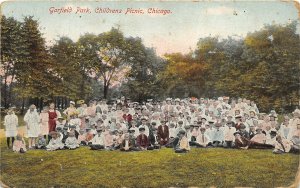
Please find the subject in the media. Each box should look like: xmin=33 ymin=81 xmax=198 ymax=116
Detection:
xmin=4 ymin=107 xmax=18 ymax=149
xmin=24 ymin=104 xmax=40 ymax=149
xmin=13 ymin=134 xmax=27 ymax=153
xmin=39 ymin=106 xmax=49 ymax=140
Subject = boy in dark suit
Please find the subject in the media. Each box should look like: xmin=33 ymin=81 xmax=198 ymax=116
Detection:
xmin=157 ymin=120 xmax=169 ymax=146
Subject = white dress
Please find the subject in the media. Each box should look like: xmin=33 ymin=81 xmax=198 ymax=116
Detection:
xmin=24 ymin=109 xmax=40 ymax=138
xmin=46 ymin=138 xmax=64 ymax=151
xmin=65 ymin=137 xmax=79 ymax=149
xmin=4 ymin=113 xmax=18 ymax=137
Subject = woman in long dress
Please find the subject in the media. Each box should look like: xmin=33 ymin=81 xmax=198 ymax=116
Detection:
xmin=24 ymin=104 xmax=40 ymax=149
xmin=4 ymin=107 xmax=18 ymax=148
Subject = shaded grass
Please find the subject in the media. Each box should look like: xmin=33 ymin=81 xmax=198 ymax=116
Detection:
xmin=0 ymin=142 xmax=299 ymax=188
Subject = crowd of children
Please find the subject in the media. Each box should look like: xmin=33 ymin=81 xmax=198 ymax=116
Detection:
xmin=4 ymin=97 xmax=300 ymax=154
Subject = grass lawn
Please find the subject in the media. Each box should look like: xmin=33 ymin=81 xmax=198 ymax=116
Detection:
xmin=0 ymin=142 xmax=299 ymax=188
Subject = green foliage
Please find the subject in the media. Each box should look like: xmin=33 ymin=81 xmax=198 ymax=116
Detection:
xmin=120 ymin=37 xmax=165 ymax=101
xmin=159 ymin=21 xmax=300 ymax=112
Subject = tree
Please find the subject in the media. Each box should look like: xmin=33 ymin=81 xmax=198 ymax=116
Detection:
xmin=12 ymin=16 xmax=60 ymax=112
xmin=92 ymin=28 xmax=129 ymax=99
xmin=0 ymin=16 xmax=22 ymax=108
xmin=120 ymin=37 xmax=165 ymax=101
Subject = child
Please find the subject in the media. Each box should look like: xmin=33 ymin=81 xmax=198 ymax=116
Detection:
xmin=173 ymin=130 xmax=190 ymax=153
xmin=13 ymin=134 xmax=27 ymax=153
xmin=250 ymin=128 xmax=267 ymax=144
xmin=104 ymin=130 xmax=115 ymax=150
xmin=212 ymin=123 xmax=224 ymax=147
xmin=39 ymin=106 xmax=49 ymax=139
xmin=86 ymin=128 xmax=94 ymax=145
xmin=35 ymin=134 xmax=47 ymax=149
xmin=157 ymin=120 xmax=169 ymax=146
xmin=196 ymin=127 xmax=211 ymax=147
xmin=120 ymin=133 xmax=136 ymax=152
xmin=24 ymin=104 xmax=40 ymax=149
xmin=56 ymin=116 xmax=65 ymax=130
xmin=136 ymin=127 xmax=149 ymax=150
xmin=90 ymin=128 xmax=105 ymax=150
xmin=68 ymin=125 xmax=79 ymax=139
xmin=223 ymin=121 xmax=236 ymax=148
xmin=69 ymin=114 xmax=81 ymax=133
xmin=64 ymin=131 xmax=79 ymax=149
xmin=149 ymin=128 xmax=160 ymax=149
xmin=273 ymin=135 xmax=292 ymax=154
xmin=78 ymin=129 xmax=87 ymax=145
xmin=61 ymin=127 xmax=69 ymax=143
xmin=4 ymin=107 xmax=18 ymax=149
xmin=46 ymin=131 xmax=64 ymax=151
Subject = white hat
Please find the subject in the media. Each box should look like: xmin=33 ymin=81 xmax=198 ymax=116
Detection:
xmin=70 ymin=101 xmax=75 ymax=105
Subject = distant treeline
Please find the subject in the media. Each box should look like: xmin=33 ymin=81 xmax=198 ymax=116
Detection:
xmin=1 ymin=16 xmax=299 ymax=113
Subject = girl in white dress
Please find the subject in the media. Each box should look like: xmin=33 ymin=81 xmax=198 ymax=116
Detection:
xmin=4 ymin=108 xmax=18 ymax=148
xmin=46 ymin=131 xmax=64 ymax=151
xmin=39 ymin=106 xmax=49 ymax=138
xmin=24 ymin=104 xmax=40 ymax=149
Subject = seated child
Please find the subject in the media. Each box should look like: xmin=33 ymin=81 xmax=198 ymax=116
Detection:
xmin=148 ymin=128 xmax=160 ymax=150
xmin=64 ymin=131 xmax=79 ymax=149
xmin=68 ymin=125 xmax=79 ymax=139
xmin=78 ymin=129 xmax=87 ymax=145
xmin=265 ymin=130 xmax=277 ymax=146
xmin=212 ymin=123 xmax=224 ymax=147
xmin=104 ymin=130 xmax=115 ymax=150
xmin=128 ymin=128 xmax=137 ymax=148
xmin=223 ymin=121 xmax=236 ymax=148
xmin=13 ymin=134 xmax=27 ymax=153
xmin=250 ymin=128 xmax=267 ymax=144
xmin=239 ymin=124 xmax=250 ymax=139
xmin=90 ymin=127 xmax=105 ymax=150
xmin=136 ymin=127 xmax=149 ymax=151
xmin=165 ymin=123 xmax=177 ymax=148
xmin=61 ymin=127 xmax=69 ymax=143
xmin=85 ymin=128 xmax=94 ymax=145
xmin=35 ymin=134 xmax=47 ymax=149
xmin=46 ymin=131 xmax=64 ymax=151
xmin=173 ymin=130 xmax=190 ymax=153
xmin=273 ymin=135 xmax=292 ymax=154
xmin=120 ymin=133 xmax=137 ymax=152
xmin=196 ymin=127 xmax=212 ymax=147
xmin=56 ymin=116 xmax=66 ymax=130
xmin=114 ymin=130 xmax=124 ymax=149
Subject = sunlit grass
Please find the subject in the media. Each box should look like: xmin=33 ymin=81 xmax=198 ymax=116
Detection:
xmin=0 ymin=143 xmax=299 ymax=187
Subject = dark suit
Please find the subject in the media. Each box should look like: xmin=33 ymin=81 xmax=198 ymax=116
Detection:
xmin=136 ymin=134 xmax=149 ymax=148
xmin=157 ymin=125 xmax=169 ymax=145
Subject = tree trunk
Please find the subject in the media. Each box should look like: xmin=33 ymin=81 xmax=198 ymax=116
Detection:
xmin=21 ymin=97 xmax=25 ymax=115
xmin=103 ymin=85 xmax=108 ymax=99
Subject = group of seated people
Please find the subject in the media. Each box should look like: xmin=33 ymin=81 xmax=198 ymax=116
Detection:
xmin=9 ymin=96 xmax=300 ymax=154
